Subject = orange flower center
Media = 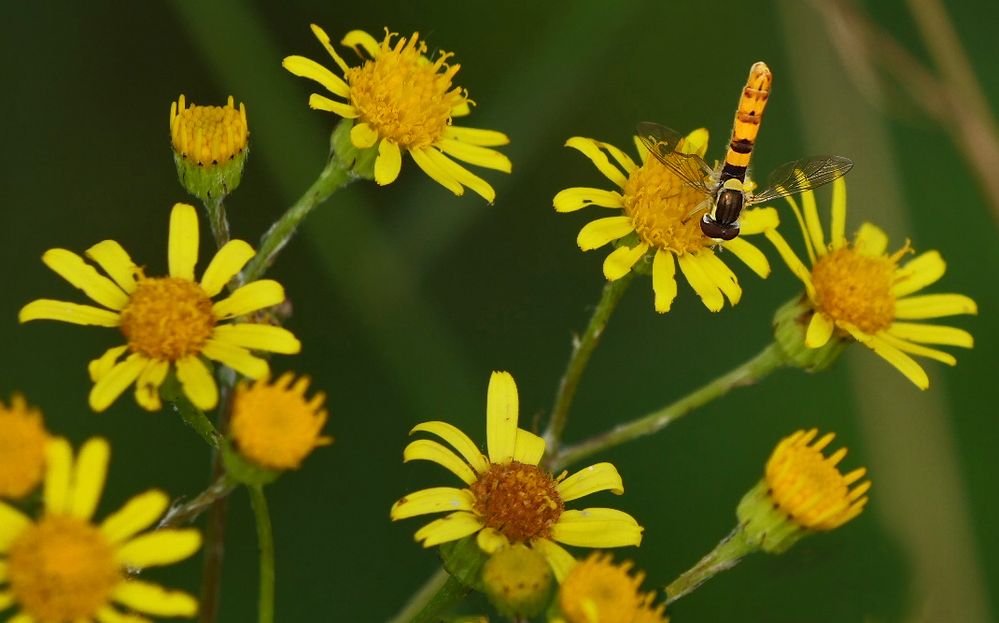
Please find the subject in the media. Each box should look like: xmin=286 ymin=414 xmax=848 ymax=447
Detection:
xmin=8 ymin=515 xmax=121 ymax=621
xmin=170 ymin=95 xmax=249 ymax=165
xmin=0 ymin=396 xmax=48 ymax=499
xmin=811 ymin=247 xmax=896 ymax=334
xmin=469 ymin=461 xmax=564 ymax=542
xmin=345 ymin=32 xmax=467 ymax=149
xmin=119 ymin=277 xmax=216 ymax=361
xmin=559 ymin=553 xmax=645 ymax=623
xmin=621 ymin=158 xmax=708 ymax=255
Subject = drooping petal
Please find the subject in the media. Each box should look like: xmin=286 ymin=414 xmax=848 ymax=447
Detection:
xmin=41 ymin=249 xmax=130 ymax=310
xmin=175 ymin=356 xmax=219 ymax=410
xmin=887 ymin=322 xmax=973 ymax=348
xmin=854 ymin=222 xmax=888 ymax=257
xmin=805 ymin=311 xmax=835 ymax=348
xmin=413 ymin=511 xmax=484 ymax=547
xmin=101 ymin=490 xmax=170 ymax=544
xmin=374 ymin=139 xmax=403 ymax=185
xmin=603 ymin=243 xmax=649 ymax=281
xmin=410 ymin=421 xmax=488 ymax=474
xmin=210 ymin=324 xmax=301 ymax=354
xmin=892 ymin=251 xmax=946 ymax=298
xmin=90 ymin=345 xmax=129 ymax=382
xmin=444 ymin=126 xmax=510 ymax=147
xmin=69 ymin=438 xmax=110 ymax=521
xmin=845 ymin=325 xmax=929 ymax=390
xmin=486 ymin=371 xmax=519 ymax=464
xmin=282 ymin=55 xmax=350 ymax=97
xmin=564 ymin=137 xmax=628 ymax=188
xmin=90 ymin=354 xmax=147 ymax=412
xmin=677 ymin=252 xmax=723 ymax=312
xmin=550 ymin=508 xmax=643 ymax=547
xmin=308 ymin=94 xmax=359 ymax=118
xmin=556 ymin=463 xmax=624 ymax=501
xmin=553 ymin=187 xmax=624 ymax=213
xmin=309 ymin=23 xmax=350 ymax=73
xmin=212 ymin=280 xmax=285 ymax=319
xmin=764 ymin=229 xmax=816 ymax=298
xmin=116 ymin=530 xmax=201 ymax=568
xmin=0 ymin=502 xmax=30 ymax=550
xmin=723 ymin=237 xmax=770 ymax=278
xmin=738 ymin=207 xmax=779 ymax=235
xmin=200 ymin=240 xmax=255 ymax=297
xmin=652 ymin=249 xmax=678 ymax=313
xmin=200 ymin=340 xmax=269 ymax=379
xmin=476 ymin=527 xmax=509 ymax=554
xmin=576 ymin=216 xmax=635 ymax=251
xmin=513 ymin=429 xmax=545 ymax=466
xmin=830 ymin=178 xmax=847 ymax=249
xmin=696 ymin=251 xmax=741 ymax=306
xmin=424 ymin=148 xmax=496 ymax=203
xmin=879 ymin=333 xmax=957 ymax=366
xmin=44 ymin=437 xmax=73 ymax=514
xmin=894 ymin=294 xmax=977 ymax=319
xmin=167 ymin=204 xmax=199 ymax=281
xmin=19 ymin=299 xmax=121 ymax=327
xmin=403 ymin=439 xmax=477 ymax=485
xmin=350 ymin=122 xmax=380 ymax=148
xmin=438 ymin=139 xmax=512 ymax=172
xmin=390 ymin=487 xmax=475 ymax=520
xmin=112 ymin=580 xmax=198 ymax=617
xmin=341 ymin=29 xmax=381 ymax=58
xmin=410 ymin=147 xmax=464 ymax=196
xmin=533 ymin=538 xmax=577 ymax=582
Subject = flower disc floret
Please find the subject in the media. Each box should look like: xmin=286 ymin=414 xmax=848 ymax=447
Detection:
xmin=170 ymin=95 xmax=248 ymax=165
xmin=469 ymin=461 xmax=564 ymax=542
xmin=120 ymin=277 xmax=216 ymax=360
xmin=621 ymin=159 xmax=710 ymax=255
xmin=557 ymin=553 xmax=652 ymax=623
xmin=811 ymin=247 xmax=897 ymax=333
xmin=0 ymin=395 xmax=48 ymax=499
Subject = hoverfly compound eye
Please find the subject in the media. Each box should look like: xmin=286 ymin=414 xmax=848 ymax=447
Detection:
xmin=700 ymin=215 xmax=740 ymax=241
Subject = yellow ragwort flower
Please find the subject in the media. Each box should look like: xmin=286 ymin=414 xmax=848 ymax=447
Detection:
xmin=230 ymin=372 xmax=332 ymax=470
xmin=283 ymin=25 xmax=511 ymax=202
xmin=0 ymin=395 xmax=49 ymax=499
xmin=765 ymin=178 xmax=977 ymax=389
xmin=555 ymin=129 xmax=776 ymax=313
xmin=554 ymin=552 xmax=668 ymax=623
xmin=391 ymin=372 xmax=642 ymax=581
xmin=170 ymin=95 xmax=248 ymax=166
xmin=19 ymin=203 xmax=301 ymax=412
xmin=0 ymin=437 xmax=201 ymax=622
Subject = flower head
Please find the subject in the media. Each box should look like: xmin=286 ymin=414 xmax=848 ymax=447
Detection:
xmin=0 ymin=437 xmax=201 ymax=621
xmin=170 ymin=95 xmax=249 ymax=203
xmin=283 ymin=25 xmax=511 ymax=202
xmin=19 ymin=203 xmax=301 ymax=412
xmin=230 ymin=372 xmax=332 ymax=470
xmin=481 ymin=543 xmax=554 ymax=618
xmin=553 ymin=552 xmax=668 ymax=623
xmin=391 ymin=372 xmax=642 ymax=581
xmin=765 ymin=178 xmax=976 ymax=389
xmin=555 ymin=130 xmax=776 ymax=313
xmin=0 ymin=394 xmax=48 ymax=499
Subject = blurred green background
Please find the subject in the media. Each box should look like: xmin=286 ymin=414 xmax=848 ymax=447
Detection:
xmin=2 ymin=1 xmax=997 ymax=621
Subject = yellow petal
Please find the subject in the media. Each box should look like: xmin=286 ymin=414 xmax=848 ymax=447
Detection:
xmin=308 ymin=93 xmax=359 ymax=118
xmin=112 ymin=580 xmax=198 ymax=617
xmin=0 ymin=590 xmax=11 ymax=611
xmin=410 ymin=146 xmax=464 ymax=196
xmin=738 ymin=207 xmax=779 ymax=235
xmin=805 ymin=311 xmax=835 ymax=348
xmin=117 ymin=529 xmax=201 ymax=568
xmin=451 ymin=100 xmax=472 ymax=117
xmin=783 ymin=194 xmax=816 ymax=265
xmin=845 ymin=326 xmax=929 ymax=390
xmin=282 ymin=54 xmax=350 ymax=97
xmin=200 ymin=340 xmax=269 ymax=379
xmin=411 ymin=421 xmax=488 ymax=474
xmin=438 ymin=139 xmax=512 ymax=172
xmin=101 ymin=490 xmax=170 ymax=543
xmin=553 ymin=187 xmax=624 ymax=213
xmin=894 ymin=294 xmax=978 ymax=319
xmin=309 ymin=23 xmax=350 ymax=73
xmin=513 ymin=429 xmax=545 ymax=465
xmin=350 ymin=122 xmax=380 ymax=148
xmin=374 ymin=139 xmax=403 ymax=185
xmin=565 ymin=137 xmax=628 ymax=188
xmin=210 ymin=324 xmax=301 ymax=354
xmin=476 ymin=527 xmax=509 ymax=554
xmin=681 ymin=128 xmax=710 ymax=157
xmin=677 ymin=252 xmax=723 ymax=312
xmin=70 ymin=438 xmax=110 ymax=520
xmin=854 ymin=222 xmax=888 ymax=257
xmin=424 ymin=148 xmax=497 ymax=203
xmin=90 ymin=345 xmax=129 ymax=382
xmin=390 ymin=487 xmax=475 ymax=520
xmin=550 ymin=508 xmax=643 ymax=547
xmin=830 ymin=178 xmax=847 ymax=249
xmin=596 ymin=140 xmax=639 ymax=174
xmin=723 ymin=236 xmax=771 ymax=278
xmin=44 ymin=437 xmax=73 ymax=514
xmin=19 ymin=299 xmax=121 ymax=326
xmin=167 ymin=204 xmax=199 ymax=281
xmin=764 ymin=229 xmax=816 ymax=298
xmin=533 ymin=539 xmax=577 ymax=582
xmin=444 ymin=126 xmax=510 ymax=147
xmin=96 ymin=605 xmax=153 ymax=623
xmin=212 ymin=280 xmax=285 ymax=319
xmin=200 ymin=240 xmax=255 ymax=297
xmin=577 ymin=216 xmax=634 ymax=251
xmin=86 ymin=240 xmax=139 ymax=294
xmin=413 ymin=511 xmax=484 ymax=547
xmin=41 ymin=248 xmax=129 ymax=310
xmin=486 ymin=371 xmax=519 ymax=464
xmin=556 ymin=462 xmax=624 ymax=501
xmin=341 ymin=29 xmax=381 ymax=58
xmin=90 ymin=354 xmax=146 ymax=412
xmin=652 ymin=249 xmax=678 ymax=313
xmin=697 ymin=251 xmax=741 ymax=306
xmin=892 ymin=251 xmax=946 ymax=297
xmin=879 ymin=333 xmax=957 ymax=366
xmin=0 ymin=502 xmax=30 ymax=549
xmin=175 ymin=356 xmax=218 ymax=410
xmin=603 ymin=243 xmax=649 ymax=281
xmin=801 ymin=186 xmax=825 ymax=256
xmin=887 ymin=322 xmax=973 ymax=348
xmin=404 ymin=439 xmax=477 ymax=485
xmin=632 ymin=135 xmax=649 ymax=163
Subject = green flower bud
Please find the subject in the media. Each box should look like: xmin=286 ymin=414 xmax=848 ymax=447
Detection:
xmin=482 ymin=544 xmax=554 ymax=619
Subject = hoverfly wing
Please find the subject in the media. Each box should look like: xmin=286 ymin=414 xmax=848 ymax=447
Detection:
xmin=636 ymin=121 xmax=714 ymax=194
xmin=749 ymin=155 xmax=854 ymax=205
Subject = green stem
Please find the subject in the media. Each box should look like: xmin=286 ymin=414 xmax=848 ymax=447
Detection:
xmin=156 ymin=475 xmax=235 ymax=529
xmin=205 ymin=195 xmax=231 ymax=249
xmin=249 ymin=485 xmax=275 ymax=623
xmin=386 ymin=566 xmax=452 ymax=623
xmin=241 ymin=156 xmax=352 ymax=283
xmin=551 ymin=342 xmax=785 ymax=470
xmin=167 ymin=391 xmax=221 ymax=449
xmin=405 ymin=572 xmax=469 ymax=623
xmin=543 ymin=272 xmax=636 ymax=457
xmin=665 ymin=525 xmax=756 ymax=604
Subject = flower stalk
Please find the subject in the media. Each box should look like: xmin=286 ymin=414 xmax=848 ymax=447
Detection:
xmin=249 ymin=484 xmax=276 ymax=623
xmin=156 ymin=475 xmax=236 ymax=530
xmin=204 ymin=194 xmax=231 ymax=249
xmin=664 ymin=526 xmax=756 ymax=604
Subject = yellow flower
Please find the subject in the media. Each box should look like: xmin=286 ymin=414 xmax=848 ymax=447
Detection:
xmin=19 ymin=203 xmax=301 ymax=412
xmin=553 ymin=552 xmax=667 ymax=623
xmin=391 ymin=372 xmax=642 ymax=581
xmin=170 ymin=95 xmax=248 ymax=166
xmin=0 ymin=437 xmax=201 ymax=622
xmin=765 ymin=178 xmax=976 ymax=389
xmin=554 ymin=130 xmax=776 ymax=313
xmin=0 ymin=395 xmax=49 ymax=499
xmin=283 ymin=25 xmax=511 ymax=202
xmin=230 ymin=372 xmax=332 ymax=470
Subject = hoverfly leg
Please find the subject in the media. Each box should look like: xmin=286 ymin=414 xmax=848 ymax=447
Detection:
xmin=681 ymin=199 xmax=711 ymax=224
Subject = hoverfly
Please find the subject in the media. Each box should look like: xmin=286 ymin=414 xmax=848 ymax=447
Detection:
xmin=637 ymin=61 xmax=853 ymax=241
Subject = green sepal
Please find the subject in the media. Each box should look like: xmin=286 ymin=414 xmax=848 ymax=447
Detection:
xmin=330 ymin=118 xmax=378 ymax=181
xmin=736 ymin=480 xmax=808 ymax=554
xmin=173 ymin=147 xmax=248 ymax=204
xmin=772 ymin=295 xmax=847 ymax=373
xmin=439 ymin=535 xmax=489 ymax=593
xmin=221 ymin=438 xmax=281 ymax=487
